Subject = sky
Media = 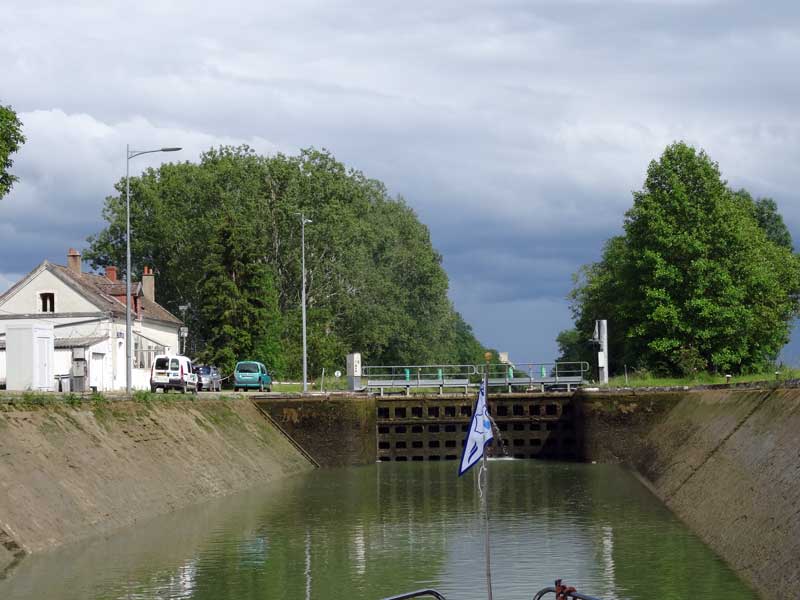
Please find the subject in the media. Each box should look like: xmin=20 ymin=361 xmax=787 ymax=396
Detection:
xmin=3 ymin=0 xmax=800 ymax=365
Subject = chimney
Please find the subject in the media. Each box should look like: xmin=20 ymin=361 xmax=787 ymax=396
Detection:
xmin=142 ymin=266 xmax=155 ymax=302
xmin=105 ymin=265 xmax=118 ymax=282
xmin=67 ymin=248 xmax=82 ymax=274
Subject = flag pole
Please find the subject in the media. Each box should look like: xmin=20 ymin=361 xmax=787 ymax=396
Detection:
xmin=483 ymin=352 xmax=493 ymax=600
xmin=458 ymin=352 xmax=496 ymax=599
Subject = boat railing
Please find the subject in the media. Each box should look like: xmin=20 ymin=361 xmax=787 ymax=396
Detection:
xmin=379 ymin=590 xmax=448 ymax=600
xmin=532 ymin=580 xmax=603 ymax=600
xmin=380 ymin=579 xmax=603 ymax=600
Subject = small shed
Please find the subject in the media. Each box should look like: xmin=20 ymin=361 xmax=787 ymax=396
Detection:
xmin=5 ymin=321 xmax=55 ymax=391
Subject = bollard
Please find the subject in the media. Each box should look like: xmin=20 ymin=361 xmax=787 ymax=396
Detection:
xmin=437 ymin=368 xmax=443 ymax=381
xmin=404 ymin=368 xmax=411 ymax=381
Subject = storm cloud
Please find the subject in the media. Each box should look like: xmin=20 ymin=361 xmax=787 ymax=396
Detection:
xmin=3 ymin=0 xmax=800 ymax=363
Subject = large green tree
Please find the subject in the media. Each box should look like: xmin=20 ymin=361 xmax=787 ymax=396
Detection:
xmin=199 ymin=211 xmax=284 ymax=376
xmin=86 ymin=146 xmax=488 ymax=377
xmin=560 ymin=142 xmax=800 ymax=376
xmin=0 ymin=103 xmax=25 ymax=200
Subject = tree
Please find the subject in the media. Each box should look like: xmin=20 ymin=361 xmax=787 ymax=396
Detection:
xmin=0 ymin=103 xmax=25 ymax=200
xmin=566 ymin=142 xmax=800 ymax=375
xmin=199 ymin=213 xmax=284 ymax=377
xmin=732 ymin=190 xmax=794 ymax=251
xmin=86 ymin=146 xmax=488 ymax=377
xmin=555 ymin=328 xmax=590 ymax=364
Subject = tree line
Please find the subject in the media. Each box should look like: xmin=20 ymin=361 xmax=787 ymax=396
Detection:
xmin=86 ymin=146 xmax=488 ymax=377
xmin=558 ymin=142 xmax=800 ymax=377
xmin=0 ymin=103 xmax=25 ymax=201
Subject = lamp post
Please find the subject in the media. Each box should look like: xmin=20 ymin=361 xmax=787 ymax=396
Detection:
xmin=296 ymin=212 xmax=312 ymax=393
xmin=125 ymin=145 xmax=181 ymax=395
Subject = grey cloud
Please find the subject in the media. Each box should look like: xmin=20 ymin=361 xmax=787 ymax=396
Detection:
xmin=2 ymin=0 xmax=800 ymax=362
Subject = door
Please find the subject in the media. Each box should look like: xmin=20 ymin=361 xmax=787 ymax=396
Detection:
xmin=90 ymin=352 xmax=105 ymax=391
xmin=36 ymin=336 xmax=50 ymax=389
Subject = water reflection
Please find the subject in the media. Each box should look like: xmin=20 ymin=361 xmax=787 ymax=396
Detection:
xmin=0 ymin=461 xmax=755 ymax=599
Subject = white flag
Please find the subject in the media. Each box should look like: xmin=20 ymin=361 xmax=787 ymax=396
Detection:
xmin=459 ymin=382 xmax=494 ymax=476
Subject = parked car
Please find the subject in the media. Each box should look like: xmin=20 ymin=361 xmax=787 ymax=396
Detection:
xmin=233 ymin=361 xmax=272 ymax=392
xmin=194 ymin=364 xmax=222 ymax=392
xmin=150 ymin=354 xmax=198 ymax=393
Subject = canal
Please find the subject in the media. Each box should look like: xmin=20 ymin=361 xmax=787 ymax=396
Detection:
xmin=0 ymin=461 xmax=755 ymax=600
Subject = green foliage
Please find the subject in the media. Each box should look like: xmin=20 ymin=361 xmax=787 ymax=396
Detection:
xmin=64 ymin=393 xmax=82 ymax=407
xmin=733 ymin=190 xmax=794 ymax=251
xmin=0 ymin=103 xmax=25 ymax=200
xmin=86 ymin=146 xmax=487 ymax=377
xmin=199 ymin=211 xmax=284 ymax=376
xmin=566 ymin=142 xmax=800 ymax=376
xmin=555 ymin=328 xmax=592 ymax=364
xmin=20 ymin=391 xmax=54 ymax=406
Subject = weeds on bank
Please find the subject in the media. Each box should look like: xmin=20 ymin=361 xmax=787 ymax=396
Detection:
xmin=20 ymin=391 xmax=55 ymax=406
xmin=90 ymin=392 xmax=112 ymax=425
xmin=132 ymin=390 xmax=160 ymax=406
xmin=64 ymin=393 xmax=82 ymax=407
xmin=131 ymin=390 xmax=205 ymax=406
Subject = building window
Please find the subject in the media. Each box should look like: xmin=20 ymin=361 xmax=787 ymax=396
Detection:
xmin=134 ymin=334 xmax=165 ymax=370
xmin=40 ymin=293 xmax=55 ymax=313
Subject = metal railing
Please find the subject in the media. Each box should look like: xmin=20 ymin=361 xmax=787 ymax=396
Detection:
xmin=363 ymin=364 xmax=477 ymax=396
xmin=532 ymin=580 xmax=603 ymax=600
xmin=363 ymin=362 xmax=590 ymax=395
xmin=380 ymin=581 xmax=603 ymax=600
xmin=380 ymin=590 xmax=448 ymax=600
xmin=481 ymin=362 xmax=590 ymax=393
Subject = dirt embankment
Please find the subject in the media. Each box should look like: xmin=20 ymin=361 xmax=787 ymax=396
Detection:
xmin=0 ymin=397 xmax=313 ymax=566
xmin=578 ymin=387 xmax=800 ymax=599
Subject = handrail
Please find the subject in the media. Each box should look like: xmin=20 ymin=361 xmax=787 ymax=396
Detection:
xmin=380 ymin=580 xmax=603 ymax=600
xmin=363 ymin=364 xmax=478 ymax=379
xmin=380 ymin=590 xmax=448 ymax=600
xmin=532 ymin=580 xmax=603 ymax=600
xmin=363 ymin=362 xmax=590 ymax=393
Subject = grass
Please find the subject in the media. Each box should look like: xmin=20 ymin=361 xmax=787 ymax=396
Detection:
xmin=603 ymin=368 xmax=800 ymax=388
xmin=20 ymin=391 xmax=56 ymax=406
xmin=270 ymin=379 xmax=351 ymax=393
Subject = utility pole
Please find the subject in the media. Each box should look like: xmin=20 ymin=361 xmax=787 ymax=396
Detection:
xmin=296 ymin=213 xmax=312 ymax=393
xmin=125 ymin=145 xmax=181 ymax=394
xmin=178 ymin=304 xmax=190 ymax=355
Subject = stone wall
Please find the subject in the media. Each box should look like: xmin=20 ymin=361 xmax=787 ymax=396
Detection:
xmin=577 ymin=386 xmax=800 ymax=599
xmin=254 ymin=395 xmax=377 ymax=467
xmin=0 ymin=398 xmax=313 ymax=563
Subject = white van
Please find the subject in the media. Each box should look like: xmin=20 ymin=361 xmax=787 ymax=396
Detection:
xmin=150 ymin=354 xmax=198 ymax=393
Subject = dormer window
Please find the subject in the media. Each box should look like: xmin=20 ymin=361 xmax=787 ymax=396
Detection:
xmin=40 ymin=292 xmax=55 ymax=313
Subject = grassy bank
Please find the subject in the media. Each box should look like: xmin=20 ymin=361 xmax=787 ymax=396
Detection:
xmin=603 ymin=368 xmax=800 ymax=388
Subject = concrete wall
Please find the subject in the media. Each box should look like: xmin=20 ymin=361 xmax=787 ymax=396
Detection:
xmin=577 ymin=386 xmax=800 ymax=599
xmin=254 ymin=395 xmax=377 ymax=467
xmin=0 ymin=398 xmax=313 ymax=559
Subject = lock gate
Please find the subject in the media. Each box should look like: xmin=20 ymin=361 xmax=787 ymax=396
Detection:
xmin=376 ymin=392 xmax=579 ymax=462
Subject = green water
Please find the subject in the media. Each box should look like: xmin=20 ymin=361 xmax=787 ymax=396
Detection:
xmin=0 ymin=461 xmax=755 ymax=599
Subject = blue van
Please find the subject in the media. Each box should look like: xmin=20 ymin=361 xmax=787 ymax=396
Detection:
xmin=234 ymin=361 xmax=272 ymax=392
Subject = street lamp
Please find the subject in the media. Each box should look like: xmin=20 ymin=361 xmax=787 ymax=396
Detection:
xmin=125 ymin=145 xmax=181 ymax=394
xmin=296 ymin=212 xmax=312 ymax=393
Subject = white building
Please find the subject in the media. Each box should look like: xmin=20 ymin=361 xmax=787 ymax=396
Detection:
xmin=0 ymin=248 xmax=182 ymax=391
